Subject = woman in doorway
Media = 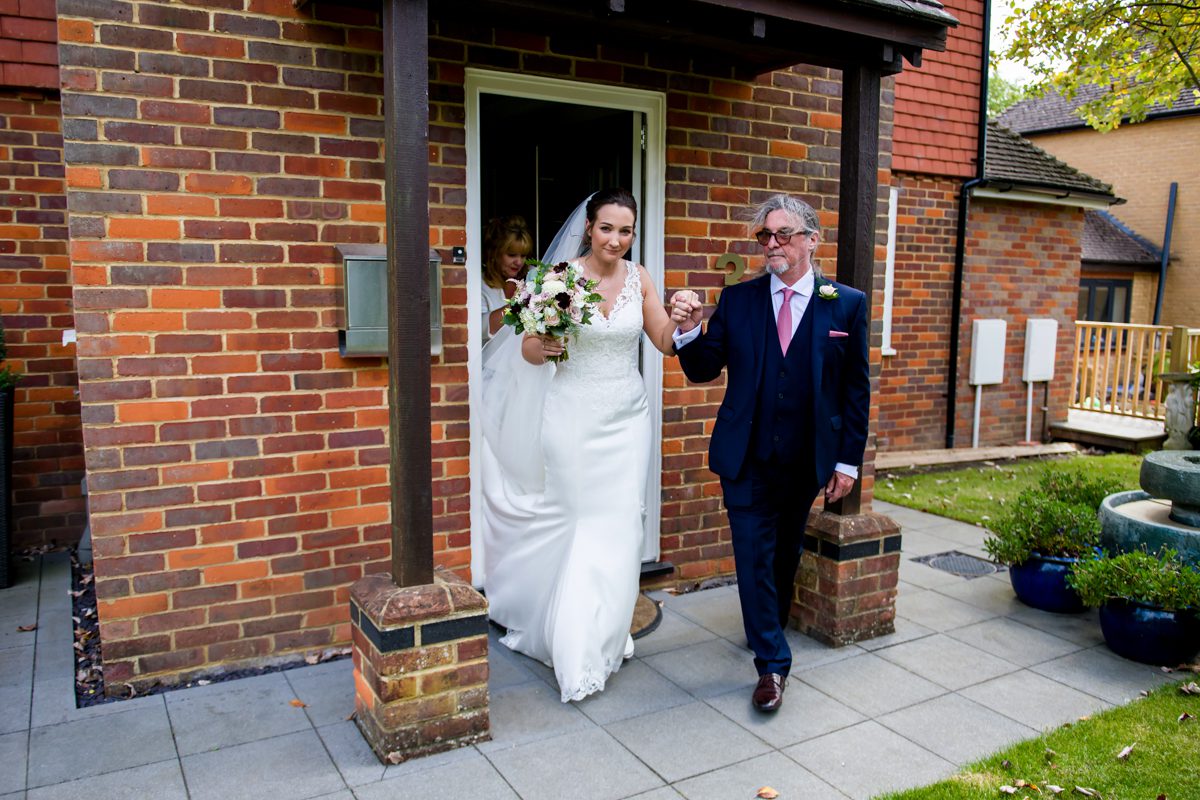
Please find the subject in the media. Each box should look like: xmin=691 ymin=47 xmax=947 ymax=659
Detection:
xmin=480 ymin=215 xmax=533 ymax=343
xmin=481 ymin=188 xmax=696 ymax=702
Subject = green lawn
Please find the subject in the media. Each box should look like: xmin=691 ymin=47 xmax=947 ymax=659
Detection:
xmin=874 ymin=680 xmax=1200 ymax=799
xmin=875 ymin=453 xmax=1144 ymax=528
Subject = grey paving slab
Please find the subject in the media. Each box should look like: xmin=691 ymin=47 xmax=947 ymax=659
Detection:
xmin=959 ymin=670 xmax=1112 ymax=732
xmin=784 ymin=629 xmax=865 ymax=672
xmin=642 ymin=638 xmax=754 ymax=700
xmin=478 ymin=678 xmax=594 ymax=754
xmin=894 ymin=529 xmax=963 ymax=556
xmin=27 ymin=759 xmax=187 ymax=800
xmin=0 ymin=683 xmax=31 ymax=736
xmin=30 ymin=680 xmax=163 ymax=729
xmin=631 ymin=607 xmax=717 ymax=657
xmin=878 ymin=506 xmax=948 ymax=532
xmin=932 ymin=573 xmax=1025 ymax=616
xmin=784 ymin=720 xmax=956 ymax=800
xmin=285 ymin=659 xmax=355 ymax=728
xmin=0 ymin=645 xmax=34 ymax=688
xmin=897 ymin=557 xmax=968 ymax=590
xmin=921 ymin=520 xmax=989 ymax=547
xmin=574 ymin=659 xmax=692 ymax=726
xmin=625 ymin=788 xmax=684 ymax=799
xmin=0 ymin=731 xmax=26 ymax=795
xmin=606 ymin=701 xmax=771 ymax=784
xmin=1030 ymin=646 xmax=1180 ymax=704
xmin=26 ymin=704 xmax=176 ymax=788
xmin=383 ymin=740 xmax=478 ymax=780
xmin=311 ymin=792 xmax=355 ymax=800
xmin=705 ymin=680 xmax=866 ymax=749
xmin=359 ymin=750 xmax=516 ymax=800
xmin=878 ymin=693 xmax=1038 ymax=766
xmin=182 ymin=729 xmax=344 ymax=800
xmin=0 ymin=621 xmax=38 ymax=653
xmin=946 ymin=617 xmax=1085 ymax=667
xmin=875 ymin=633 xmax=1019 ymax=690
xmin=666 ymin=585 xmax=745 ymax=639
xmin=894 ymin=588 xmax=998 ymax=632
xmin=166 ymin=671 xmax=313 ymax=755
xmin=797 ymin=652 xmax=945 ymax=717
xmin=673 ymin=751 xmax=847 ymax=800
xmin=315 ymin=720 xmax=386 ymax=787
xmin=855 ymin=615 xmax=936 ymax=652
xmin=1006 ymin=603 xmax=1106 ymax=647
xmin=488 ymin=642 xmax=540 ymax=690
xmin=488 ymin=727 xmax=663 ymax=800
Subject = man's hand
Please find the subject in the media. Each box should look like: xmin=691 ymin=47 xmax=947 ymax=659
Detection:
xmin=824 ymin=471 xmax=855 ymax=504
xmin=669 ymin=290 xmax=703 ymax=332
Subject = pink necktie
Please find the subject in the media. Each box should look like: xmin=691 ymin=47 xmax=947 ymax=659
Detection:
xmin=777 ymin=288 xmax=795 ymax=355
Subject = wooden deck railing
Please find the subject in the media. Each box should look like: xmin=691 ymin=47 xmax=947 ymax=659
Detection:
xmin=1070 ymin=323 xmax=1199 ymax=421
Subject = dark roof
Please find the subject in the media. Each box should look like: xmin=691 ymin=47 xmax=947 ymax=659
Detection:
xmin=1082 ymin=210 xmax=1161 ymax=266
xmin=983 ymin=121 xmax=1116 ymax=198
xmin=998 ymin=85 xmax=1200 ymax=135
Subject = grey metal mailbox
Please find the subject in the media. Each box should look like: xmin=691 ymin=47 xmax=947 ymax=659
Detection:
xmin=335 ymin=245 xmax=442 ymax=357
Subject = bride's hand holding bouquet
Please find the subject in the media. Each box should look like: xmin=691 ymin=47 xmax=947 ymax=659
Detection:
xmin=503 ymin=259 xmax=603 ymax=363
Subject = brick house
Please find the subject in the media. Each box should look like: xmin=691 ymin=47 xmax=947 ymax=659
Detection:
xmin=1000 ymin=89 xmax=1200 ymax=327
xmin=0 ymin=0 xmax=971 ymax=691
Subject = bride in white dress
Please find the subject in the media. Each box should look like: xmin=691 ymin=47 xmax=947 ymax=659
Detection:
xmin=480 ymin=188 xmax=696 ymax=702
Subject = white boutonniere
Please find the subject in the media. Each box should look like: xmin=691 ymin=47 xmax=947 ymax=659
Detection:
xmin=817 ymin=282 xmax=839 ymax=301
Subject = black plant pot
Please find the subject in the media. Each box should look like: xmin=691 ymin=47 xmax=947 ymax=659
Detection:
xmin=1009 ymin=553 xmax=1088 ymax=614
xmin=0 ymin=384 xmax=12 ymax=590
xmin=1099 ymin=599 xmax=1200 ymax=666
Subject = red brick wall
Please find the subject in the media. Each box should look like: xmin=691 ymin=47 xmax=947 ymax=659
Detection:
xmin=891 ymin=0 xmax=983 ymax=178
xmin=879 ymin=183 xmax=1081 ymax=451
xmin=955 ymin=200 xmax=1079 ymax=445
xmin=0 ymin=90 xmax=86 ymax=549
xmin=877 ymin=173 xmax=957 ymax=451
xmin=0 ymin=0 xmax=58 ymax=88
xmin=59 ymin=0 xmax=888 ymax=688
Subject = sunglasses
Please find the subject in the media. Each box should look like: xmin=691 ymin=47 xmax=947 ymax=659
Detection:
xmin=754 ymin=228 xmax=810 ymax=246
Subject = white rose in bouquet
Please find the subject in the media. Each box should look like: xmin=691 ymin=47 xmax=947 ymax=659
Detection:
xmin=541 ymin=279 xmax=567 ymax=296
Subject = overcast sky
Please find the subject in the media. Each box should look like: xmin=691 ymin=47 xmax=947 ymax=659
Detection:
xmin=990 ymin=0 xmax=1036 ymax=84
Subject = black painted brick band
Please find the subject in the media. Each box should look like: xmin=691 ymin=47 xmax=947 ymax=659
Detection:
xmin=422 ymin=614 xmax=489 ymax=645
xmin=883 ymin=535 xmax=903 ymax=553
xmin=803 ymin=536 xmax=890 ymax=562
xmin=353 ymin=602 xmax=415 ymax=653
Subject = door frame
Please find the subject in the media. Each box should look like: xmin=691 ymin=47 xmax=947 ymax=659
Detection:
xmin=465 ymin=69 xmax=667 ymax=583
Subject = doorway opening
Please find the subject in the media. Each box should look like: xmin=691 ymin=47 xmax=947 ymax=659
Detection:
xmin=465 ymin=70 xmax=667 ymax=584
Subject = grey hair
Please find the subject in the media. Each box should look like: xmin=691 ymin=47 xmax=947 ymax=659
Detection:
xmin=747 ymin=194 xmax=821 ymax=239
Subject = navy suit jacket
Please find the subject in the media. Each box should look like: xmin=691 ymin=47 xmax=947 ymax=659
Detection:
xmin=677 ymin=272 xmax=870 ymax=486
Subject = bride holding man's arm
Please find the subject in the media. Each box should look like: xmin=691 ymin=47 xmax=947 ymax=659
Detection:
xmin=480 ymin=188 xmax=698 ymax=703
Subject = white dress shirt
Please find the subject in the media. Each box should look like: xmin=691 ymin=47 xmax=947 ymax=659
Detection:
xmin=673 ymin=269 xmax=857 ymax=480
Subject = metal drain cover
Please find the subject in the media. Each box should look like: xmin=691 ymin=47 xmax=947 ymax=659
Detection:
xmin=912 ymin=550 xmax=1002 ymax=579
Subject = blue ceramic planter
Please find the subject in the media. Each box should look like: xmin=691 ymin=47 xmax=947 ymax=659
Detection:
xmin=1009 ymin=553 xmax=1088 ymax=614
xmin=1098 ymin=599 xmax=1200 ymax=666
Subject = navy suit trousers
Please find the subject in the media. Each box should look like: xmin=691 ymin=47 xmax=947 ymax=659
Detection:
xmin=721 ymin=455 xmax=820 ymax=677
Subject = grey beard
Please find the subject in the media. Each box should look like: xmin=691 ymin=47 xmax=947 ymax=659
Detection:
xmin=765 ymin=260 xmax=789 ymax=276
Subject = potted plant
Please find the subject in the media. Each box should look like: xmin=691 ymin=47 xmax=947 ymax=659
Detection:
xmin=1069 ymin=548 xmax=1200 ymax=665
xmin=0 ymin=318 xmax=17 ymax=590
xmin=983 ymin=470 xmax=1119 ymax=613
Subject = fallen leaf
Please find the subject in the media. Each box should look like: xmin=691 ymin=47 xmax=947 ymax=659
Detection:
xmin=304 ymin=653 xmax=321 ymax=665
xmin=345 ymin=711 xmax=356 ymax=722
xmin=1179 ymin=681 xmax=1200 ymax=695
xmin=1077 ymin=715 xmax=1091 ymax=722
xmin=1116 ymin=743 xmax=1135 ymax=761
xmin=1074 ymin=788 xmax=1100 ymax=798
xmin=1047 ymin=786 xmax=1065 ymax=795
xmin=1139 ymin=690 xmax=1149 ymax=697
xmin=1000 ymin=787 xmax=1018 ymax=795
xmin=196 ymin=679 xmax=211 ymax=686
xmin=1045 ymin=748 xmax=1058 ymax=760
xmin=1001 ymin=759 xmax=1012 ymax=770
xmin=385 ymin=751 xmax=404 ymax=765
xmin=16 ymin=623 xmax=36 ymax=632
xmin=1157 ymin=794 xmax=1167 ymax=800
xmin=289 ymin=698 xmax=307 ymax=708
xmin=756 ymin=788 xmax=779 ymax=799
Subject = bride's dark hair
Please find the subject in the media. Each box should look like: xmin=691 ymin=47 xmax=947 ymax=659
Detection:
xmin=585 ymin=187 xmax=637 ymax=224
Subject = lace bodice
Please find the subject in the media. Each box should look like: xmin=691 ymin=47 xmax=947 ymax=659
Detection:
xmin=549 ymin=263 xmax=648 ymax=412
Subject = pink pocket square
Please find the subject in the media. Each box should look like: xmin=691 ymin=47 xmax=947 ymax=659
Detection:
xmin=828 ymin=330 xmax=849 ymax=338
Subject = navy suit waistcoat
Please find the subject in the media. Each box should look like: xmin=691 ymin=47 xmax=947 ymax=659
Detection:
xmin=751 ymin=297 xmax=815 ymax=464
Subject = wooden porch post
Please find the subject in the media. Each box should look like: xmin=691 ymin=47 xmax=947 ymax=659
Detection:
xmin=348 ymin=0 xmax=490 ymax=764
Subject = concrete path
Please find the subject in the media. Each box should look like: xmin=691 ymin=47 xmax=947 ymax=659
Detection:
xmin=0 ymin=501 xmax=1180 ymax=800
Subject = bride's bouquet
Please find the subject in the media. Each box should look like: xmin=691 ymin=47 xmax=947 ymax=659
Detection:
xmin=501 ymin=259 xmax=603 ymax=362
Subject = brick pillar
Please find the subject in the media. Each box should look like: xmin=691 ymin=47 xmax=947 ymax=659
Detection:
xmin=793 ymin=511 xmax=901 ymax=646
xmin=350 ymin=569 xmax=490 ymax=763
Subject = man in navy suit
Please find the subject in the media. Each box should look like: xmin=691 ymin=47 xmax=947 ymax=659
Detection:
xmin=671 ymin=194 xmax=870 ymax=712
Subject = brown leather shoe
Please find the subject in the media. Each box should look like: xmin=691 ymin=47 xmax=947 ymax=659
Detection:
xmin=752 ymin=673 xmax=785 ymax=712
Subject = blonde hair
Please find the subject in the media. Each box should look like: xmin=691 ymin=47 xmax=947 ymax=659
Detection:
xmin=482 ymin=215 xmax=533 ymax=289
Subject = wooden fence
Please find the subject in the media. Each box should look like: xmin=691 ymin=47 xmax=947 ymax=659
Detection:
xmin=1070 ymin=323 xmax=1199 ymax=421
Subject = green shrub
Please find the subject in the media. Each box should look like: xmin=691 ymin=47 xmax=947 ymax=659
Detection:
xmin=1035 ymin=468 xmax=1123 ymax=510
xmin=1068 ymin=548 xmax=1200 ymax=611
xmin=983 ymin=493 xmax=1102 ymax=565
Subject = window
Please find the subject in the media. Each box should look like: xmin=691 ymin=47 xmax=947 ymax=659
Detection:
xmin=1078 ymin=278 xmax=1131 ymax=323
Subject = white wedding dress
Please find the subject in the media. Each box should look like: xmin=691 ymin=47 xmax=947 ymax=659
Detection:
xmin=482 ymin=260 xmax=649 ymax=702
